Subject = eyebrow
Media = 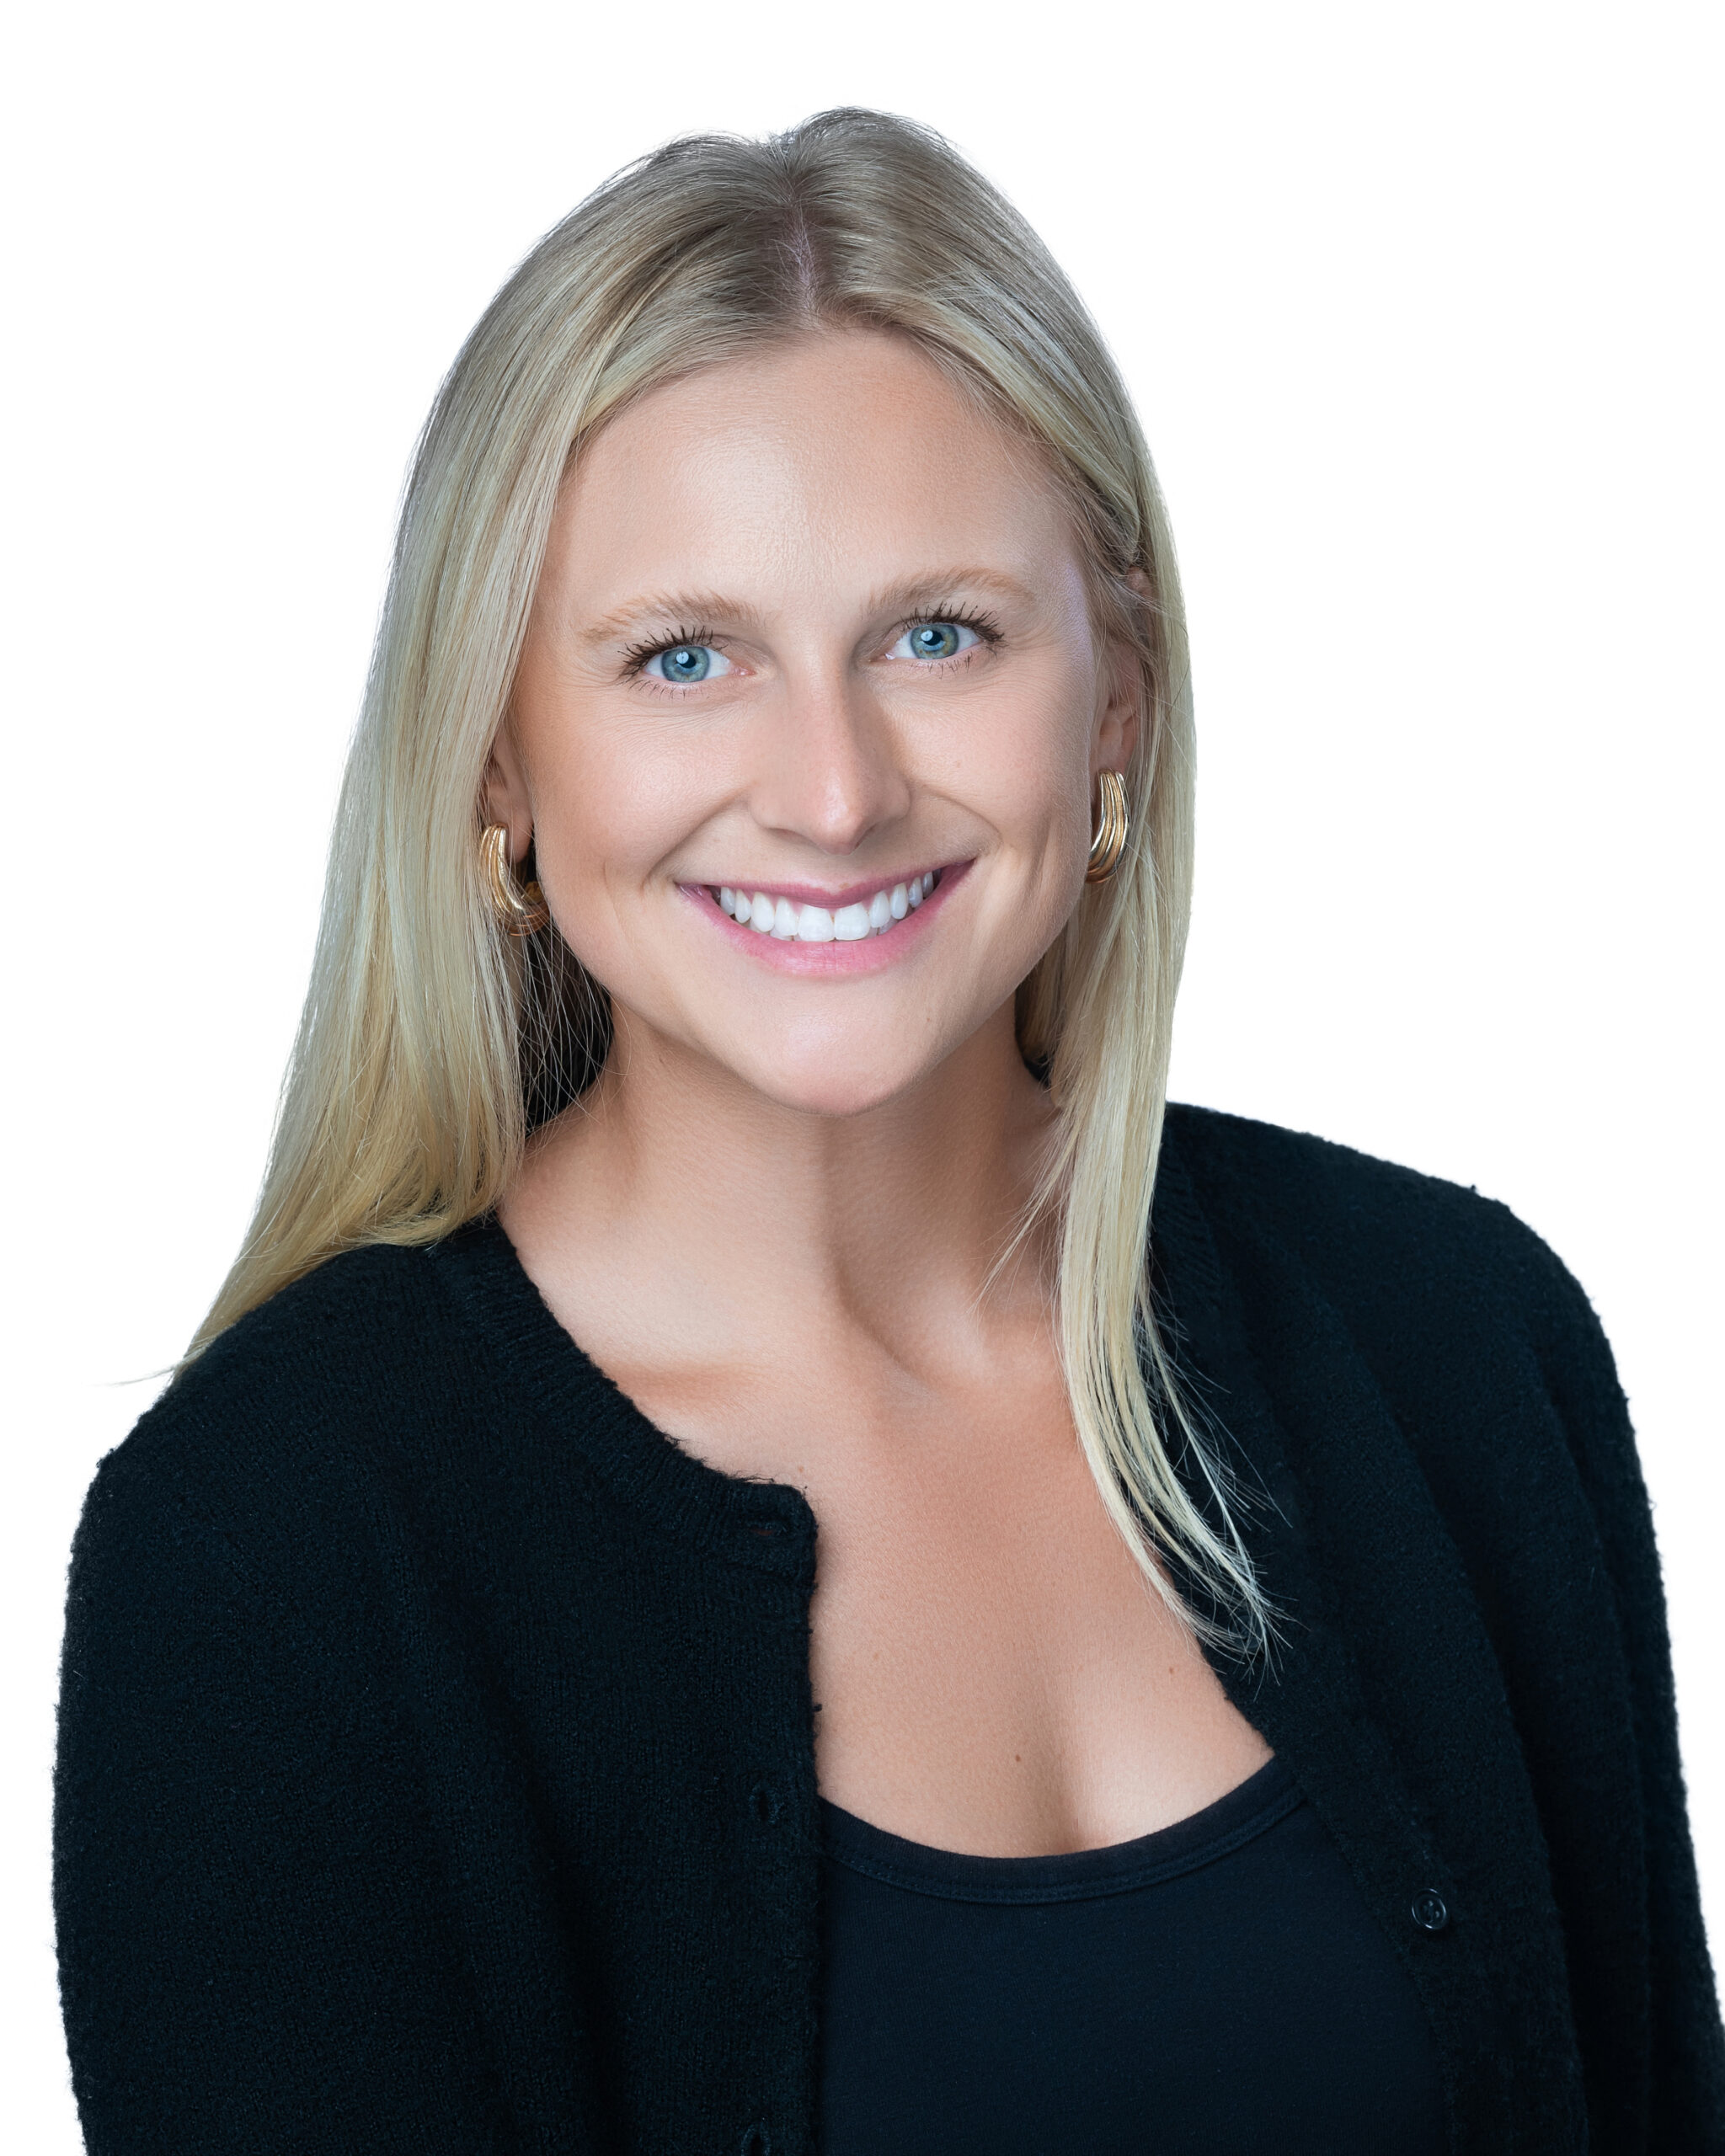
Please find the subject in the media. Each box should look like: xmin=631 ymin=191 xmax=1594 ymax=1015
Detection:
xmin=866 ymin=567 xmax=1038 ymax=616
xmin=579 ymin=590 xmax=753 ymax=650
xmin=579 ymin=567 xmax=1039 ymax=649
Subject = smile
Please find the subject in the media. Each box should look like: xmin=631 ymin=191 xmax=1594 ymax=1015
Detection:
xmin=713 ymin=871 xmax=940 ymax=943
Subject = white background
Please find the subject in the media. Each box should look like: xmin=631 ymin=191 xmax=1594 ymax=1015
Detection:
xmin=4 ymin=1 xmax=1720 ymax=2141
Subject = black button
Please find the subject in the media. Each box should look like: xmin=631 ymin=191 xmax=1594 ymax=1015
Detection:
xmin=740 ymin=2124 xmax=772 ymax=2155
xmin=1411 ymin=1888 xmax=1450 ymax=1932
xmin=748 ymin=1782 xmax=782 ymax=1826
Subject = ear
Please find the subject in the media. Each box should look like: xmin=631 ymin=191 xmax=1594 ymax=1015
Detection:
xmin=1092 ymin=567 xmax=1151 ymax=777
xmin=481 ymin=718 xmax=535 ymax=863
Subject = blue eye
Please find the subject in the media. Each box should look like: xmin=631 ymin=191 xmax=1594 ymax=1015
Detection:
xmin=646 ymin=643 xmax=730 ymax=683
xmin=894 ymin=621 xmax=981 ymax=663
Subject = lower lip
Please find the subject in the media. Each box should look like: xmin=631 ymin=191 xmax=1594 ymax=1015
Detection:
xmin=679 ymin=865 xmax=969 ymax=976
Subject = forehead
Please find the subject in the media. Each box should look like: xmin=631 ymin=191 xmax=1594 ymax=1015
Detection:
xmin=547 ymin=328 xmax=1077 ymax=610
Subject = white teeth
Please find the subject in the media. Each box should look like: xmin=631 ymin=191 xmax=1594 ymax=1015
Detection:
xmin=716 ymin=872 xmax=940 ymax=942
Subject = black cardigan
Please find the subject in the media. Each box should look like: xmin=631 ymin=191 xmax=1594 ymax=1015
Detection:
xmin=54 ymin=1105 xmax=1725 ymax=2153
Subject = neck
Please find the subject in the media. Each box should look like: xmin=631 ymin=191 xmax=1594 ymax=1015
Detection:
xmin=502 ymin=997 xmax=1058 ymax=1378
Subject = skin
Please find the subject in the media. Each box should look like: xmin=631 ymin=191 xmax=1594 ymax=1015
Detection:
xmin=491 ymin=328 xmax=1269 ymax=1855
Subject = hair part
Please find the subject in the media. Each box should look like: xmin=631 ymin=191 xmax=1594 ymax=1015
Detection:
xmin=193 ymin=108 xmax=1277 ymax=1663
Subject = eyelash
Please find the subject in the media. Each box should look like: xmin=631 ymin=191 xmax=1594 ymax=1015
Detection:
xmin=619 ymin=605 xmax=1004 ymax=685
xmin=620 ymin=624 xmax=721 ymax=679
xmin=900 ymin=604 xmax=1002 ymax=660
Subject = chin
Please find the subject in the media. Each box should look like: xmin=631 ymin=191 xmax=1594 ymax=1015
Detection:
xmin=717 ymin=1029 xmax=942 ymax=1121
xmin=734 ymin=1059 xmax=927 ymax=1121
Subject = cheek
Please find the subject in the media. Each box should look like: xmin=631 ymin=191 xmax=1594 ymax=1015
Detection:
xmin=990 ymin=721 xmax=1087 ymax=836
xmin=951 ymin=675 xmax=1096 ymax=872
xmin=526 ymin=718 xmax=708 ymax=888
xmin=511 ymin=720 xmax=714 ymax=994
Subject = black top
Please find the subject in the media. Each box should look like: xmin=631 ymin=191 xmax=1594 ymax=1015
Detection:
xmin=818 ymin=1755 xmax=1447 ymax=2154
xmin=53 ymin=1106 xmax=1725 ymax=2153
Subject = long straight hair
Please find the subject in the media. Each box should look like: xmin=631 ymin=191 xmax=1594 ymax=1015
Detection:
xmin=193 ymin=109 xmax=1274 ymax=1660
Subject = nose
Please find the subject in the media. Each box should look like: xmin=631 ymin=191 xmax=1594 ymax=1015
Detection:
xmin=748 ymin=669 xmax=912 ymax=857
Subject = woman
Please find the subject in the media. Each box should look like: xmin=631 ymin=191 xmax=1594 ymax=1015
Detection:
xmin=54 ymin=109 xmax=1722 ymax=2154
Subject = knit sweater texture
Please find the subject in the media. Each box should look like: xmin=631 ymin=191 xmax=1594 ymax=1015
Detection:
xmin=54 ymin=1104 xmax=1725 ymax=2153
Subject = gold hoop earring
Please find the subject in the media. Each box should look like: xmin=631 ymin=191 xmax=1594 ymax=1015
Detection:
xmin=480 ymin=824 xmax=550 ymax=936
xmin=1084 ymin=770 xmax=1130 ymax=883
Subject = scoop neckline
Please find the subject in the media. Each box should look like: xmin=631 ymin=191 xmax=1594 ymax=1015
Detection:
xmin=819 ymin=1754 xmax=1300 ymax=1904
xmin=429 ymin=1215 xmax=820 ymax=1582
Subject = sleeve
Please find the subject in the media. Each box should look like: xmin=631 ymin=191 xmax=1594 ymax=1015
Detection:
xmin=1516 ymin=1229 xmax=1725 ymax=2146
xmin=53 ymin=1435 xmax=514 ymax=2155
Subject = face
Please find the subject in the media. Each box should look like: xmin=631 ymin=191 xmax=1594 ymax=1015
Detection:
xmin=491 ymin=328 xmax=1140 ymax=1119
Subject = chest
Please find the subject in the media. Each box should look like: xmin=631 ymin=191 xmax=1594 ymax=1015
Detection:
xmin=814 ymin=1772 xmax=1448 ymax=2156
xmin=614 ymin=1345 xmax=1272 ymax=1855
xmin=419 ymin=1218 xmax=1609 ymax=2152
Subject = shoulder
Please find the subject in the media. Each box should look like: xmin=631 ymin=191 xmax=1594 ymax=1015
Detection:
xmin=1158 ymin=1107 xmax=1655 ymax=1693
xmin=126 ymin=1238 xmax=463 ymax=1461
xmin=56 ymin=1246 xmax=497 ymax=1916
xmin=1161 ymin=1100 xmax=1601 ymax=1363
xmin=74 ymin=1239 xmax=479 ymax=1598
xmin=1166 ymin=1097 xmax=1527 ymax=1252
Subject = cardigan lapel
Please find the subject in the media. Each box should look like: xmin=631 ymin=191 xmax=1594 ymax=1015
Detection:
xmin=1151 ymin=1131 xmax=1589 ymax=2153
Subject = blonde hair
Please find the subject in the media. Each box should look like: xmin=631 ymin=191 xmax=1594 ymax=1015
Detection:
xmin=195 ymin=109 xmax=1274 ymax=1659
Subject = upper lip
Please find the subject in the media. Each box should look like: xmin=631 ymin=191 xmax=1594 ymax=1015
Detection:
xmin=694 ymin=866 xmax=951 ymax=909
